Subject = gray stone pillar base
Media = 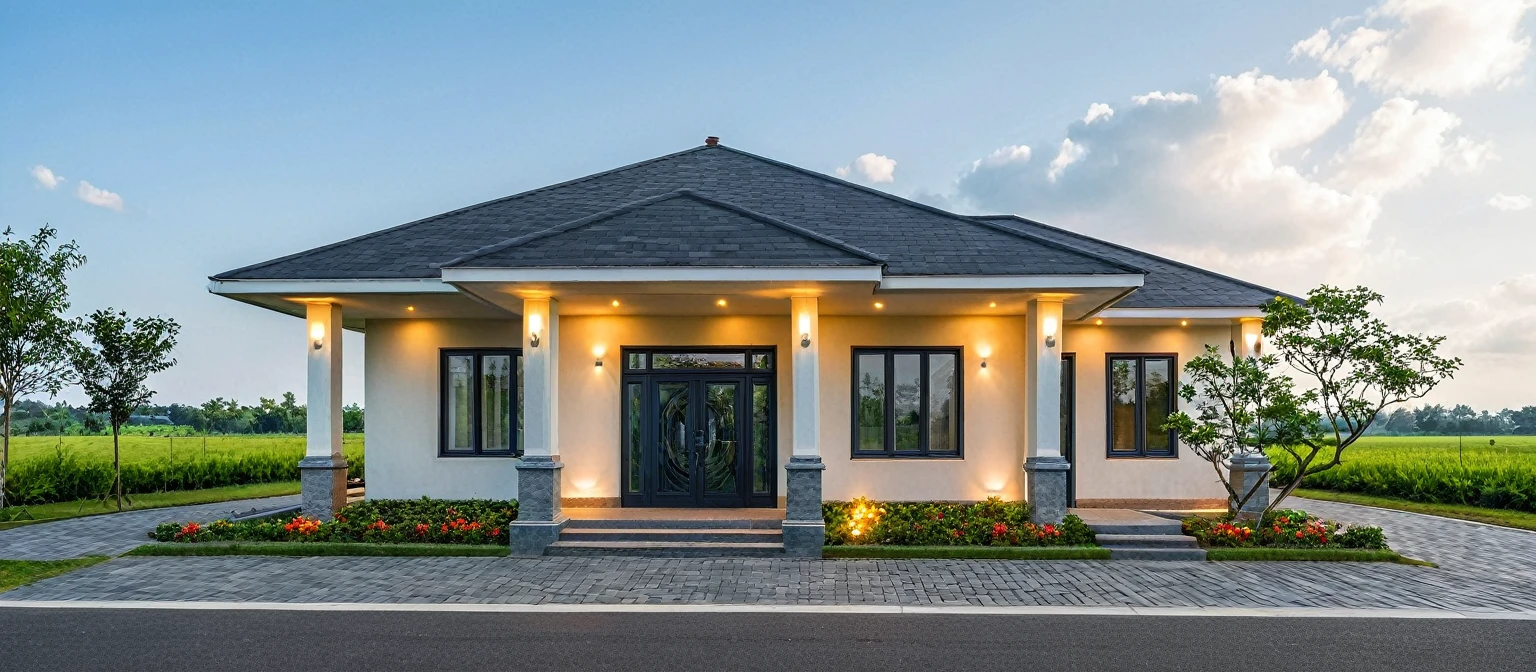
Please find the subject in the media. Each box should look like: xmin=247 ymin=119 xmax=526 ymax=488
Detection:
xmin=510 ymin=455 xmax=566 ymax=556
xmin=298 ymin=456 xmax=348 ymax=521
xmin=783 ymin=456 xmax=826 ymax=557
xmin=1227 ymin=453 xmax=1272 ymax=522
xmin=1024 ymin=456 xmax=1071 ymax=524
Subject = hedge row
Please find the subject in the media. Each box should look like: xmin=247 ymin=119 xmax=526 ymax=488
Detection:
xmin=823 ymin=497 xmax=1096 ymax=547
xmin=3 ymin=447 xmax=364 ymax=505
xmin=152 ymin=497 xmax=516 ymax=545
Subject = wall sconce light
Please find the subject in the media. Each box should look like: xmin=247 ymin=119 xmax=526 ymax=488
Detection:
xmin=1043 ymin=316 xmax=1057 ymax=348
xmin=978 ymin=345 xmax=991 ymax=369
xmin=593 ymin=345 xmax=605 ymax=368
xmin=310 ymin=322 xmax=325 ymax=350
xmin=1245 ymin=332 xmax=1260 ymax=355
xmin=798 ymin=314 xmax=811 ymax=348
xmin=528 ymin=312 xmax=543 ymax=348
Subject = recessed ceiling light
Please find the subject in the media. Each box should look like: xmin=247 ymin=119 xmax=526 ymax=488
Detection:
xmin=611 ymin=300 xmax=620 ymax=307
xmin=1094 ymin=319 xmax=1103 ymax=325
xmin=406 ymin=306 xmax=415 ymax=312
xmin=989 ymin=301 xmax=997 ymax=308
xmin=716 ymin=299 xmax=727 ymax=307
xmin=1180 ymin=320 xmax=1189 ymax=327
xmin=874 ymin=302 xmax=884 ymax=309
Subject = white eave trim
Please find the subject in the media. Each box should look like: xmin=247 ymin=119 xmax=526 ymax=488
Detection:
xmin=207 ymin=279 xmax=459 ymax=295
xmin=440 ymin=266 xmax=885 ymax=283
xmin=1095 ymin=307 xmax=1264 ymax=320
xmin=878 ymin=274 xmax=1144 ymax=291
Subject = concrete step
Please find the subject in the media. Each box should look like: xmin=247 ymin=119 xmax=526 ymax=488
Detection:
xmin=564 ymin=518 xmax=782 ymax=530
xmin=1084 ymin=521 xmax=1184 ymax=536
xmin=559 ymin=528 xmax=784 ymax=543
xmin=545 ymin=540 xmax=786 ymax=558
xmin=1107 ymin=547 xmax=1208 ymax=561
xmin=1095 ymin=533 xmax=1200 ymax=549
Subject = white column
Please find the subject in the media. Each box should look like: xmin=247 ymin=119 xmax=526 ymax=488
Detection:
xmin=1233 ymin=318 xmax=1263 ymax=359
xmin=305 ymin=302 xmax=343 ymax=459
xmin=790 ymin=296 xmax=820 ymax=459
xmin=522 ymin=297 xmax=559 ymax=459
xmin=1024 ymin=299 xmax=1063 ymax=460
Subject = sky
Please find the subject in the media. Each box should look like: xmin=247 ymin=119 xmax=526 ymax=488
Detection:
xmin=2 ymin=1 xmax=1533 ymax=410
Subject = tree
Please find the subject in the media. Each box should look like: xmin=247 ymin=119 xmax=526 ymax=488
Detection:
xmin=1513 ymin=406 xmax=1536 ymax=436
xmin=1414 ymin=404 xmax=1447 ymax=434
xmin=70 ymin=309 xmax=179 ymax=511
xmin=0 ymin=225 xmax=86 ymax=509
xmin=1260 ymin=286 xmax=1461 ymax=510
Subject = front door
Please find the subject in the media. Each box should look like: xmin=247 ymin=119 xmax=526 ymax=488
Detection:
xmin=621 ymin=348 xmax=777 ymax=507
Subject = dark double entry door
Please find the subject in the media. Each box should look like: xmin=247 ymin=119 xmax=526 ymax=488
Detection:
xmin=620 ymin=348 xmax=777 ymax=508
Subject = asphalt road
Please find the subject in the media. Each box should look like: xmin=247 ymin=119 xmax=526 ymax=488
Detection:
xmin=1 ymin=609 xmax=1532 ymax=671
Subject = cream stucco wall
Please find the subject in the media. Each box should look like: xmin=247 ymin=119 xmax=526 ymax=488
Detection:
xmin=363 ymin=315 xmax=1231 ymax=507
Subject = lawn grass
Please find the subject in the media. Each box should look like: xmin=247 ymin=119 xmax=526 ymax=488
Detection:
xmin=822 ymin=545 xmax=1109 ymax=560
xmin=1204 ymin=547 xmax=1433 ymax=566
xmin=6 ymin=433 xmax=364 ymax=466
xmin=1294 ymin=487 xmax=1536 ymax=532
xmin=125 ymin=542 xmax=509 ymax=557
xmin=0 ymin=481 xmax=301 ymax=531
xmin=0 ymin=557 xmax=110 ymax=593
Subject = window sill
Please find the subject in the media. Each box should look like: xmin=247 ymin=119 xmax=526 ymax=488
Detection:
xmin=1104 ymin=454 xmax=1180 ymax=460
xmin=437 ymin=453 xmax=523 ymax=459
xmin=850 ymin=454 xmax=965 ymax=461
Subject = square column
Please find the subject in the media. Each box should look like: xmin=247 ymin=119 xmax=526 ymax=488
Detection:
xmin=300 ymin=302 xmax=348 ymax=520
xmin=1228 ymin=317 xmax=1271 ymax=520
xmin=783 ymin=296 xmax=825 ymax=557
xmin=1023 ymin=298 xmax=1070 ymax=524
xmin=510 ymin=297 xmax=565 ymax=556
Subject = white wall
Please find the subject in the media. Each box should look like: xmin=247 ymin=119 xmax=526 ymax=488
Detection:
xmin=364 ymin=319 xmax=522 ymax=500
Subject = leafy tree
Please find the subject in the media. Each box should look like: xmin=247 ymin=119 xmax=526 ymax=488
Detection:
xmin=1414 ymin=404 xmax=1447 ymax=434
xmin=70 ymin=309 xmax=179 ymax=511
xmin=342 ymin=403 xmax=364 ymax=433
xmin=0 ymin=225 xmax=86 ymax=509
xmin=1260 ymin=286 xmax=1461 ymax=509
xmin=1513 ymin=406 xmax=1536 ymax=435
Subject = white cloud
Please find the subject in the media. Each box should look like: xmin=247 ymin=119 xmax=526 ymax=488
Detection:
xmin=1397 ymin=274 xmax=1536 ymax=356
xmin=1292 ymin=0 xmax=1534 ymax=96
xmin=30 ymin=165 xmax=64 ymax=189
xmin=1131 ymin=91 xmax=1199 ymax=105
xmin=1331 ymin=97 xmax=1493 ymax=196
xmin=970 ymin=144 xmax=1031 ymax=171
xmin=75 ymin=180 xmax=124 ymax=212
xmin=834 ymin=153 xmax=897 ymax=183
xmin=1046 ymin=138 xmax=1085 ymax=183
xmin=1083 ymin=103 xmax=1115 ymax=125
xmin=1488 ymin=193 xmax=1533 ymax=211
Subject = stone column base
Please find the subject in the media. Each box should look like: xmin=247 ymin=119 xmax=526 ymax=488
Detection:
xmin=510 ymin=455 xmax=565 ymax=556
xmin=298 ymin=456 xmax=348 ymax=521
xmin=1024 ymin=456 xmax=1071 ymax=524
xmin=783 ymin=456 xmax=826 ymax=558
xmin=1227 ymin=453 xmax=1273 ymax=522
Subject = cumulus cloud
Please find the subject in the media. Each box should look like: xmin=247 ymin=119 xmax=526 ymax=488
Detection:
xmin=30 ymin=165 xmax=64 ymax=189
xmin=1132 ymin=91 xmax=1199 ymax=105
xmin=1396 ymin=274 xmax=1536 ymax=356
xmin=1331 ymin=97 xmax=1493 ymax=196
xmin=1292 ymin=0 xmax=1534 ymax=96
xmin=1488 ymin=193 xmax=1533 ymax=211
xmin=1046 ymin=138 xmax=1086 ymax=183
xmin=1083 ymin=103 xmax=1115 ymax=124
xmin=835 ymin=153 xmax=897 ymax=183
xmin=75 ymin=180 xmax=124 ymax=212
xmin=970 ymin=144 xmax=1031 ymax=171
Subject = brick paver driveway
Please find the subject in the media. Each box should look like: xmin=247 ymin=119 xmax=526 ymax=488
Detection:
xmin=4 ymin=497 xmax=1535 ymax=613
xmin=0 ymin=495 xmax=298 ymax=560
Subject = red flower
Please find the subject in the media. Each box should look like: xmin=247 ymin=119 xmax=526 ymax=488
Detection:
xmin=992 ymin=523 xmax=1008 ymax=537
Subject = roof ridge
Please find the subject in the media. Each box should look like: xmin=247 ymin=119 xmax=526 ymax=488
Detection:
xmin=974 ymin=214 xmax=1296 ymax=302
xmin=710 ymin=145 xmax=1144 ymax=275
xmin=441 ymin=187 xmax=887 ymax=268
xmin=211 ymin=145 xmax=717 ymax=280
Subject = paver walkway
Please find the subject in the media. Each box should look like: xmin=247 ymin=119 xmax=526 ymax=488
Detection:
xmin=0 ymin=495 xmax=298 ymax=560
xmin=1293 ymin=496 xmax=1536 ymax=585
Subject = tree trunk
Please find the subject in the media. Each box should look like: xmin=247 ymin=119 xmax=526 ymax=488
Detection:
xmin=1 ymin=399 xmax=12 ymax=510
xmin=113 ymin=423 xmax=123 ymax=512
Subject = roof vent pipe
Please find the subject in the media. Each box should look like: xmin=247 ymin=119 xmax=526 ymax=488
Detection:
xmin=704 ymin=136 xmax=720 ymax=146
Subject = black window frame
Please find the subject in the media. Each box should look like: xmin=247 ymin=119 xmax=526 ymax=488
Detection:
xmin=1104 ymin=353 xmax=1178 ymax=458
xmin=439 ymin=348 xmax=522 ymax=458
xmin=850 ymin=346 xmax=964 ymax=459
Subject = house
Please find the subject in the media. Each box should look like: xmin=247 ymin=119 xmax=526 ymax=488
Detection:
xmin=209 ymin=138 xmax=1283 ymax=556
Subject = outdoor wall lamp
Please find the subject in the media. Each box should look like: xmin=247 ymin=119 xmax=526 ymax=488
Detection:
xmin=529 ymin=313 xmax=543 ymax=348
xmin=593 ymin=345 xmax=605 ymax=368
xmin=799 ymin=314 xmax=811 ymax=348
xmin=1043 ymin=316 xmax=1057 ymax=348
xmin=1245 ymin=332 xmax=1261 ymax=355
xmin=310 ymin=323 xmax=325 ymax=350
xmin=978 ymin=345 xmax=991 ymax=369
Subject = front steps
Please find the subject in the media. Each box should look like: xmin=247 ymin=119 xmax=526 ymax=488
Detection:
xmin=1076 ymin=509 xmax=1208 ymax=561
xmin=545 ymin=513 xmax=786 ymax=557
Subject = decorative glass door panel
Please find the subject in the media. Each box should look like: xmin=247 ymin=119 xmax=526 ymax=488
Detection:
xmin=703 ymin=382 xmax=740 ymax=495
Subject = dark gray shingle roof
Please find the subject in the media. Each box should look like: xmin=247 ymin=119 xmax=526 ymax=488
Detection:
xmin=213 ymin=144 xmax=1137 ymax=280
xmin=974 ymin=215 xmax=1291 ymax=308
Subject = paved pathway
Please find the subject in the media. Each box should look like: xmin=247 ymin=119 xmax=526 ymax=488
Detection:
xmin=1293 ymin=496 xmax=1536 ymax=585
xmin=0 ymin=495 xmax=298 ymax=560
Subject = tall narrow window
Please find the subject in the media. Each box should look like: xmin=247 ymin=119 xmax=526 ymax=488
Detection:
xmin=440 ymin=349 xmax=523 ymax=457
xmin=852 ymin=348 xmax=963 ymax=458
xmin=1105 ymin=354 xmax=1177 ymax=457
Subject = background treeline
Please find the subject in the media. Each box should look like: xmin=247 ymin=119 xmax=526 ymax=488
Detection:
xmin=1366 ymin=404 xmax=1536 ymax=436
xmin=11 ymin=393 xmax=364 ymax=436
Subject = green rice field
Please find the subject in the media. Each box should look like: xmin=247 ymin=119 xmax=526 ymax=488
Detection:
xmin=1271 ymin=435 xmax=1536 ymax=513
xmin=5 ymin=433 xmax=363 ymax=466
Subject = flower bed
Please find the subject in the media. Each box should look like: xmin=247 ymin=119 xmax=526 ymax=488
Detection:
xmin=151 ymin=497 xmax=517 ymax=545
xmin=823 ymin=496 xmax=1096 ymax=547
xmin=1182 ymin=509 xmax=1388 ymax=550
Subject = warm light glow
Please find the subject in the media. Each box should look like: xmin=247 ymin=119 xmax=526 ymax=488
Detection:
xmin=572 ymin=478 xmax=598 ymax=493
xmin=989 ymin=301 xmax=997 ymax=308
xmin=978 ymin=345 xmax=992 ymax=359
xmin=798 ymin=313 xmax=811 ymax=334
xmin=406 ymin=305 xmax=415 ymax=312
xmin=716 ymin=299 xmax=727 ymax=307
xmin=528 ymin=313 xmax=543 ymax=333
xmin=611 ymin=300 xmax=620 ymax=307
xmin=873 ymin=302 xmax=884 ymax=309
xmin=592 ymin=345 xmax=606 ymax=358
xmin=1180 ymin=320 xmax=1189 ymax=327
xmin=842 ymin=497 xmax=885 ymax=540
xmin=1043 ymin=316 xmax=1058 ymax=336
xmin=310 ymin=323 xmax=324 ymax=341
xmin=1094 ymin=319 xmax=1103 ymax=326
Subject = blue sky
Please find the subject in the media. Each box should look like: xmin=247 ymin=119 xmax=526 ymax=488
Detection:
xmin=3 ymin=1 xmax=1533 ymax=409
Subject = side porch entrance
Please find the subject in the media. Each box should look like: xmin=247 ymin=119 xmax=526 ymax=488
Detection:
xmin=620 ymin=347 xmax=777 ymax=508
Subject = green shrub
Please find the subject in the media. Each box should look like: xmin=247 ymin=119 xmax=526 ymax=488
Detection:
xmin=822 ymin=496 xmax=1095 ymax=547
xmin=1183 ymin=509 xmax=1387 ymax=550
xmin=149 ymin=497 xmax=516 ymax=545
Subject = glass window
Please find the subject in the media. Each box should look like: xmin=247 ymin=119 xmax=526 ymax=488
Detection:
xmin=1106 ymin=355 xmax=1178 ymax=458
xmin=851 ymin=348 xmax=963 ymax=458
xmin=752 ymin=352 xmax=773 ymax=370
xmin=627 ymin=353 xmax=647 ymax=370
xmin=625 ymin=382 xmax=643 ymax=494
xmin=752 ymin=383 xmax=771 ymax=494
xmin=652 ymin=352 xmax=747 ymax=369
xmin=440 ymin=349 xmax=522 ymax=457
